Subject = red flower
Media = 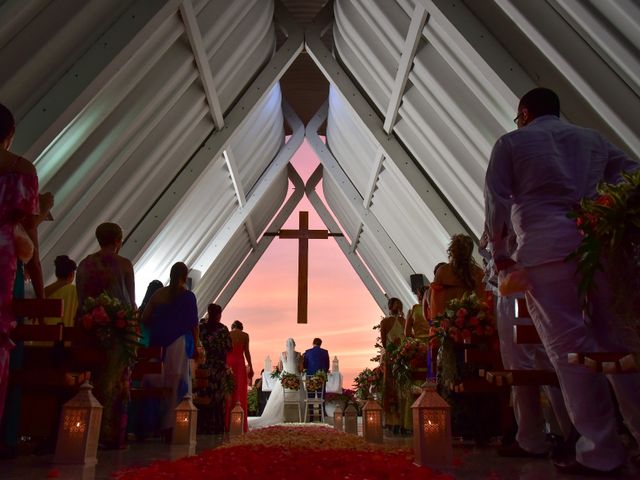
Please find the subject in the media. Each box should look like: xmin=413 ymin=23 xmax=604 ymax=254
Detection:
xmin=92 ymin=306 xmax=109 ymax=325
xmin=596 ymin=194 xmax=614 ymax=207
xmin=81 ymin=314 xmax=93 ymax=330
xmin=454 ymin=318 xmax=464 ymax=328
xmin=469 ymin=316 xmax=479 ymax=326
xmin=116 ymin=310 xmax=126 ymax=319
xmin=115 ymin=318 xmax=127 ymax=329
xmin=461 ymin=329 xmax=472 ymax=340
xmin=456 ymin=308 xmax=467 ymax=317
xmin=475 ymin=326 xmax=484 ymax=336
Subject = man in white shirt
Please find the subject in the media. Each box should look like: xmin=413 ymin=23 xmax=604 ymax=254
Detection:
xmin=479 ymin=230 xmax=573 ymax=460
xmin=484 ymin=87 xmax=640 ymax=475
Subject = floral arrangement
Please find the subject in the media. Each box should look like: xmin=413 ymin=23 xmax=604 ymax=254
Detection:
xmin=80 ymin=293 xmax=141 ymax=365
xmin=324 ymin=389 xmax=357 ymax=409
xmin=385 ymin=337 xmax=430 ymax=391
xmin=568 ymin=170 xmax=640 ymax=334
xmin=353 ymin=367 xmax=383 ymax=400
xmin=280 ymin=372 xmax=301 ymax=390
xmin=305 ymin=375 xmax=324 ymax=392
xmin=429 ymin=292 xmax=494 ymax=344
xmin=270 ymin=366 xmax=281 ymax=379
xmin=247 ymin=386 xmax=259 ymax=415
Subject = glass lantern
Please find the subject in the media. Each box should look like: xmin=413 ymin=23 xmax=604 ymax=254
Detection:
xmin=229 ymin=401 xmax=245 ymax=437
xmin=362 ymin=398 xmax=383 ymax=443
xmin=411 ymin=382 xmax=452 ymax=466
xmin=173 ymin=395 xmax=197 ymax=446
xmin=54 ymin=382 xmax=103 ymax=465
xmin=333 ymin=404 xmax=344 ymax=431
xmin=344 ymin=403 xmax=358 ymax=435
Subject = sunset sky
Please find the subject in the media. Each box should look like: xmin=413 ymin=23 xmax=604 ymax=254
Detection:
xmin=222 ymin=139 xmax=385 ymax=387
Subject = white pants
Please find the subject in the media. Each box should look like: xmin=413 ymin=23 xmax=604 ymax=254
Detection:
xmin=524 ymin=260 xmax=640 ymax=470
xmin=496 ymin=295 xmax=572 ymax=453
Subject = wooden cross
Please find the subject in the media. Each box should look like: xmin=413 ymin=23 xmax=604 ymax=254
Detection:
xmin=277 ymin=211 xmax=329 ymax=324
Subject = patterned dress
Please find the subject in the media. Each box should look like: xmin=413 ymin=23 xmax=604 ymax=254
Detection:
xmin=0 ymin=170 xmax=38 ymax=423
xmin=75 ymin=252 xmax=135 ymax=448
xmin=196 ymin=322 xmax=231 ymax=434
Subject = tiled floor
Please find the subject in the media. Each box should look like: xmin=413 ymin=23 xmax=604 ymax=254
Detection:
xmin=2 ymin=433 xmax=637 ymax=479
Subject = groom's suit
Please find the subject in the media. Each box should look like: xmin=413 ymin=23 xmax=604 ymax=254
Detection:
xmin=303 ymin=345 xmax=330 ymax=375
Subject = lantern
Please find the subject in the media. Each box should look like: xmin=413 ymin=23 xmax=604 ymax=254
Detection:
xmin=411 ymin=382 xmax=452 ymax=466
xmin=173 ymin=395 xmax=197 ymax=446
xmin=229 ymin=401 xmax=245 ymax=437
xmin=362 ymin=398 xmax=383 ymax=443
xmin=54 ymin=382 xmax=102 ymax=465
xmin=344 ymin=403 xmax=358 ymax=435
xmin=333 ymin=404 xmax=344 ymax=431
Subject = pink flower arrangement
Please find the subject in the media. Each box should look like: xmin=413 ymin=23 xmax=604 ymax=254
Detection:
xmin=430 ymin=292 xmax=494 ymax=344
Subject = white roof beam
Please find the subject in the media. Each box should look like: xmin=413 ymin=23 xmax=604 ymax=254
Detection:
xmin=179 ymin=0 xmax=225 ymax=129
xmin=223 ymin=147 xmax=247 ymax=206
xmin=222 ymin=145 xmax=257 ymax=248
xmin=121 ymin=2 xmax=303 ymax=262
xmin=305 ymin=4 xmax=469 ymax=241
xmin=352 ymin=146 xmax=384 ymax=253
xmin=305 ymin=164 xmax=387 ymax=311
xmin=306 ymin=100 xmax=415 ymax=284
xmin=383 ymin=4 xmax=428 ymax=134
xmin=193 ymin=100 xmax=304 ymax=312
xmin=214 ymin=164 xmax=305 ymax=310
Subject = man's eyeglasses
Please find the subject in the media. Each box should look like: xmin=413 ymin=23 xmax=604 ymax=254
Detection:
xmin=513 ymin=113 xmax=521 ymax=125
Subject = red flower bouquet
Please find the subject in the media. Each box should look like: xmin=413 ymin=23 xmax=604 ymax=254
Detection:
xmin=429 ymin=292 xmax=494 ymax=344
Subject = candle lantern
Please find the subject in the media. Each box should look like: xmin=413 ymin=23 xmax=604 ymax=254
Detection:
xmin=411 ymin=382 xmax=452 ymax=466
xmin=344 ymin=403 xmax=358 ymax=435
xmin=362 ymin=398 xmax=383 ymax=443
xmin=54 ymin=382 xmax=103 ymax=465
xmin=229 ymin=401 xmax=245 ymax=437
xmin=173 ymin=395 xmax=197 ymax=446
xmin=333 ymin=404 xmax=344 ymax=431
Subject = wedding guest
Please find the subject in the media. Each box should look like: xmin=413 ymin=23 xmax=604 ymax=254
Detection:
xmin=485 ymin=87 xmax=640 ymax=475
xmin=142 ymin=262 xmax=199 ymax=442
xmin=44 ymin=255 xmax=78 ymax=327
xmin=0 ymin=103 xmax=50 ymax=424
xmin=138 ymin=280 xmax=163 ymax=347
xmin=479 ymin=228 xmax=573 ymax=459
xmin=429 ymin=235 xmax=485 ymax=319
xmin=226 ymin=320 xmax=253 ymax=432
xmin=404 ymin=285 xmax=429 ymax=339
xmin=196 ymin=303 xmax=231 ymax=435
xmin=379 ymin=297 xmax=405 ymax=434
xmin=76 ymin=222 xmax=135 ymax=313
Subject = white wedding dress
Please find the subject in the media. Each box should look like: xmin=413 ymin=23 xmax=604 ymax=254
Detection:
xmin=249 ymin=338 xmax=303 ymax=429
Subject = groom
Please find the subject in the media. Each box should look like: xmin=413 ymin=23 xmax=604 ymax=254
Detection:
xmin=303 ymin=338 xmax=330 ymax=376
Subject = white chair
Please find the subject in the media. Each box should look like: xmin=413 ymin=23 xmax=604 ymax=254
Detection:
xmin=283 ymin=386 xmax=302 ymax=422
xmin=303 ymin=381 xmax=325 ymax=423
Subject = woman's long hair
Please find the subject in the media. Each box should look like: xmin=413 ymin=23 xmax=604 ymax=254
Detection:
xmin=447 ymin=234 xmax=478 ymax=291
xmin=168 ymin=262 xmax=189 ymax=297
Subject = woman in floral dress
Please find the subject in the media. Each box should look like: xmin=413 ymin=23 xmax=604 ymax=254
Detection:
xmin=0 ymin=104 xmax=42 ymax=423
xmin=196 ymin=303 xmax=231 ymax=434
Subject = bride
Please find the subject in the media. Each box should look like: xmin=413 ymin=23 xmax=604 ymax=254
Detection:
xmin=249 ymin=338 xmax=303 ymax=429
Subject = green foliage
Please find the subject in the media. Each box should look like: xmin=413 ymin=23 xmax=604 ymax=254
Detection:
xmin=567 ymin=170 xmax=640 ymax=327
